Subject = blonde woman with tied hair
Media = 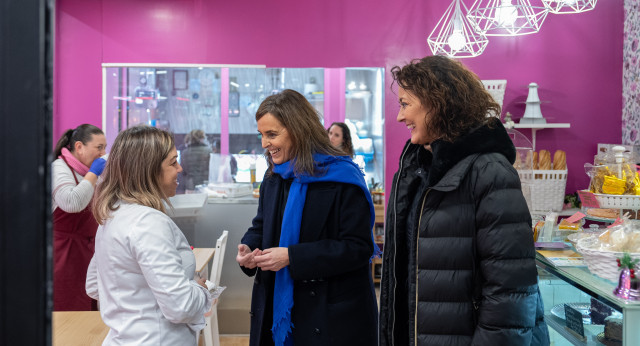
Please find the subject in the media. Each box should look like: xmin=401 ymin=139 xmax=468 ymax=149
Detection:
xmin=86 ymin=125 xmax=212 ymax=346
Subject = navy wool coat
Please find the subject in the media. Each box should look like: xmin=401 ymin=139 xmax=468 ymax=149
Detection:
xmin=240 ymin=172 xmax=378 ymax=346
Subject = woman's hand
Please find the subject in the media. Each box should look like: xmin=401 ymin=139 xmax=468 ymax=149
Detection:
xmin=236 ymin=244 xmax=262 ymax=269
xmin=254 ymin=247 xmax=289 ymax=272
xmin=196 ymin=275 xmax=207 ymax=289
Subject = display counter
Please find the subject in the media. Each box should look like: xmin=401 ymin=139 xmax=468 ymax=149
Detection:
xmin=171 ymin=196 xmax=258 ymax=334
xmin=537 ymin=250 xmax=640 ymax=345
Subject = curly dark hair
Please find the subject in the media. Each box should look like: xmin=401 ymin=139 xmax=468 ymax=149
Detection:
xmin=391 ymin=55 xmax=500 ymax=142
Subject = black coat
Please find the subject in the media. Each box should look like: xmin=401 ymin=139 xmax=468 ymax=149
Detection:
xmin=240 ymin=173 xmax=378 ymax=346
xmin=180 ymin=143 xmax=212 ymax=190
xmin=379 ymin=120 xmax=549 ymax=346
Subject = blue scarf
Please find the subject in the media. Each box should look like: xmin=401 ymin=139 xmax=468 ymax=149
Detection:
xmin=270 ymin=153 xmax=380 ymax=345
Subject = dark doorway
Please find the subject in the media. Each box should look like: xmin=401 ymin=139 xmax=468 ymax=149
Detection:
xmin=0 ymin=0 xmax=54 ymax=345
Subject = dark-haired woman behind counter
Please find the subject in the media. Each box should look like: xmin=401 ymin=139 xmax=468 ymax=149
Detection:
xmin=52 ymin=124 xmax=106 ymax=311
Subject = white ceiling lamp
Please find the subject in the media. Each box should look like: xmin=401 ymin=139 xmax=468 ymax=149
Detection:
xmin=427 ymin=0 xmax=489 ymax=58
xmin=466 ymin=0 xmax=549 ymax=36
xmin=541 ymin=0 xmax=597 ymax=14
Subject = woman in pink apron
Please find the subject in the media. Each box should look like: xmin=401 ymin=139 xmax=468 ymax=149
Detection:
xmin=52 ymin=124 xmax=106 ymax=311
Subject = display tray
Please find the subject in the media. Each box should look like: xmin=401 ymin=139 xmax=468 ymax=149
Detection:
xmin=166 ymin=193 xmax=208 ymax=217
xmin=583 ymin=214 xmax=617 ymax=223
xmin=550 ymin=303 xmax=622 ymax=325
xmin=203 ymin=183 xmax=252 ymax=198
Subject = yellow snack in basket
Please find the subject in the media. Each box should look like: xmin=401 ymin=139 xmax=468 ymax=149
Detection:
xmin=632 ymin=171 xmax=640 ymax=195
xmin=601 ymin=175 xmax=627 ymax=195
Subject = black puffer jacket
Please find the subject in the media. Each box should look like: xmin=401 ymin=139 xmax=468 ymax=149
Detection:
xmin=379 ymin=120 xmax=549 ymax=346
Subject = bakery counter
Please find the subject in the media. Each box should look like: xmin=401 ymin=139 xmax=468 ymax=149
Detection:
xmin=536 ymin=251 xmax=640 ymax=345
xmin=206 ymin=195 xmax=258 ymax=205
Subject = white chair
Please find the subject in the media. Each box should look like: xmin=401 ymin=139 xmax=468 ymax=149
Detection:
xmin=202 ymin=230 xmax=228 ymax=346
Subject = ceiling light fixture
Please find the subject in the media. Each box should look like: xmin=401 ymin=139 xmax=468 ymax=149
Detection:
xmin=427 ymin=0 xmax=489 ymax=58
xmin=466 ymin=0 xmax=549 ymax=36
xmin=541 ymin=0 xmax=597 ymax=14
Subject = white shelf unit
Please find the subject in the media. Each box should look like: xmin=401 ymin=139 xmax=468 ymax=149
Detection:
xmin=512 ymin=123 xmax=571 ymax=151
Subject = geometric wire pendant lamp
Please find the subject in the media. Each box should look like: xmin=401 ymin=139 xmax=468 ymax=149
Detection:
xmin=541 ymin=0 xmax=597 ymax=14
xmin=428 ymin=0 xmax=489 ymax=58
xmin=466 ymin=0 xmax=550 ymax=36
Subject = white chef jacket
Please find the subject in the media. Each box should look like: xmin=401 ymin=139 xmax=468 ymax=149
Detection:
xmin=86 ymin=202 xmax=212 ymax=346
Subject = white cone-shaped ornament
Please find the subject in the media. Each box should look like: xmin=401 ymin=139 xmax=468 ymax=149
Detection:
xmin=520 ymin=82 xmax=547 ymax=124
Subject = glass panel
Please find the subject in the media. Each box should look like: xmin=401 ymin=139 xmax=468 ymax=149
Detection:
xmin=103 ymin=66 xmax=222 ymax=193
xmin=228 ymin=68 xmax=324 ymax=183
xmin=227 ymin=68 xmax=268 ymax=157
xmin=344 ymin=68 xmax=385 ymax=188
xmin=537 ymin=266 xmax=615 ymax=345
xmin=103 ymin=66 xmax=385 ymax=190
xmin=272 ymin=68 xmax=325 ymax=119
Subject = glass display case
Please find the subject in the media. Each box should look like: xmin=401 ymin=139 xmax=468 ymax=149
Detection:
xmin=102 ymin=64 xmax=384 ymax=192
xmin=537 ymin=252 xmax=640 ymax=345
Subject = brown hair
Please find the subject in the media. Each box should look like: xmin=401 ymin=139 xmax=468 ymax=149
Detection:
xmin=54 ymin=124 xmax=104 ymax=157
xmin=186 ymin=129 xmax=206 ymax=146
xmin=256 ymin=89 xmax=343 ymax=176
xmin=93 ymin=125 xmax=175 ymax=223
xmin=328 ymin=122 xmax=355 ymax=158
xmin=391 ymin=55 xmax=500 ymax=142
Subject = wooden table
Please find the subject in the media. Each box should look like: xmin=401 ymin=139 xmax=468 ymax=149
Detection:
xmin=53 ymin=311 xmax=108 ymax=346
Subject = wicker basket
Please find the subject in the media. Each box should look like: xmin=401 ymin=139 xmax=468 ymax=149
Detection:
xmin=482 ymin=79 xmax=507 ymax=109
xmin=576 ymin=236 xmax=640 ymax=282
xmin=518 ymin=169 xmax=567 ymax=212
xmin=588 ymin=192 xmax=640 ymax=209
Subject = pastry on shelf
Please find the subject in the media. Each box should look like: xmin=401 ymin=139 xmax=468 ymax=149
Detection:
xmin=604 ymin=316 xmax=623 ymax=343
xmin=589 ymin=297 xmax=614 ymax=325
xmin=538 ymin=150 xmax=552 ymax=170
xmin=553 ymin=150 xmax=567 ymax=170
xmin=586 ymin=208 xmax=619 ymax=219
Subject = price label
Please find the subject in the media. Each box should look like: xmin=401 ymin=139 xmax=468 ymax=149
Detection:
xmin=565 ymin=212 xmax=586 ymax=224
xmin=577 ymin=190 xmax=600 ymax=208
xmin=608 ymin=218 xmax=624 ymax=228
xmin=564 ymin=304 xmax=585 ymax=340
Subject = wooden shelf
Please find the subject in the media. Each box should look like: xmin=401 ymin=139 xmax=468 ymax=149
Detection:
xmin=508 ymin=122 xmax=571 ymax=151
xmin=371 ymin=257 xmax=383 ymax=283
xmin=513 ymin=122 xmax=571 ymax=129
xmin=372 ymin=203 xmax=385 ymax=283
xmin=374 ymin=203 xmax=384 ymax=223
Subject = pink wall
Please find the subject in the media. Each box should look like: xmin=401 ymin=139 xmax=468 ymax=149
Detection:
xmin=55 ymin=0 xmax=624 ymax=197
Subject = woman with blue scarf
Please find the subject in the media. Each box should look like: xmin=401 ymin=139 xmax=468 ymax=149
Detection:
xmin=237 ymin=89 xmax=379 ymax=346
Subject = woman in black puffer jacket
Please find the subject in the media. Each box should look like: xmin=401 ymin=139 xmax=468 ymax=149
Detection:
xmin=379 ymin=56 xmax=549 ymax=346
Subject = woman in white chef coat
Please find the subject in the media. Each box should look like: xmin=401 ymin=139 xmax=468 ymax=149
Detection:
xmin=86 ymin=125 xmax=212 ymax=345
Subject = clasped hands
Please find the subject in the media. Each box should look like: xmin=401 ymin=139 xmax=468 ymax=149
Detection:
xmin=236 ymin=244 xmax=289 ymax=272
